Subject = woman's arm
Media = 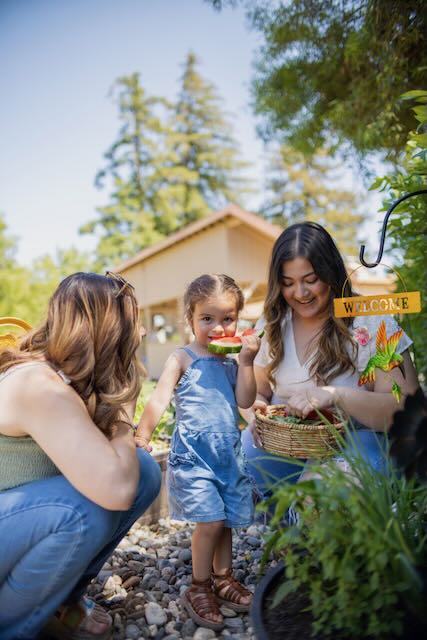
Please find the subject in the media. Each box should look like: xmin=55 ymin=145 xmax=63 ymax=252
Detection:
xmin=287 ymin=350 xmax=419 ymax=431
xmin=135 ymin=352 xmax=182 ymax=449
xmin=12 ymin=366 xmax=141 ymax=510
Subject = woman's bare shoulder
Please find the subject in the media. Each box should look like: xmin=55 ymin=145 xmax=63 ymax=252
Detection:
xmin=0 ymin=362 xmax=83 ymax=437
xmin=3 ymin=362 xmax=63 ymax=386
xmin=3 ymin=362 xmax=78 ymax=409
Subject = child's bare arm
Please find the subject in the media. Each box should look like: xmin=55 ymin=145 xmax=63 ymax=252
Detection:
xmin=135 ymin=352 xmax=183 ymax=450
xmin=235 ymin=334 xmax=261 ymax=409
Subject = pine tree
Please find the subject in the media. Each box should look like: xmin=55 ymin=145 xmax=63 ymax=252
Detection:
xmin=80 ymin=74 xmax=168 ymax=267
xmin=81 ymin=62 xmax=250 ymax=267
xmin=166 ymin=51 xmax=250 ymax=226
xmin=260 ymin=146 xmax=364 ymax=255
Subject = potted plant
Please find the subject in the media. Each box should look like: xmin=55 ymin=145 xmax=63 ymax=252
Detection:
xmin=251 ymin=418 xmax=427 ymax=640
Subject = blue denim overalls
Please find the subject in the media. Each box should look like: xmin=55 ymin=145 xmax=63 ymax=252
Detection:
xmin=167 ymin=348 xmax=254 ymax=527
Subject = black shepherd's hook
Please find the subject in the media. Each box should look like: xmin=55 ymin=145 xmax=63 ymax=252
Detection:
xmin=359 ymin=189 xmax=427 ymax=268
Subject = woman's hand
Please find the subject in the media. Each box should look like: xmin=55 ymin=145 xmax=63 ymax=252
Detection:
xmin=286 ymin=386 xmax=336 ymax=419
xmin=249 ymin=399 xmax=268 ymax=448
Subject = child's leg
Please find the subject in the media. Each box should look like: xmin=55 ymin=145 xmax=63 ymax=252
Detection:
xmin=211 ymin=527 xmax=252 ymax=611
xmin=212 ymin=526 xmax=232 ymax=574
xmin=181 ymin=521 xmax=224 ymax=630
xmin=192 ymin=520 xmax=224 ymax=580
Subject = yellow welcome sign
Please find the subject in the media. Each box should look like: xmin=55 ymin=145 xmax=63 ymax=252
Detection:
xmin=334 ymin=291 xmax=421 ymax=318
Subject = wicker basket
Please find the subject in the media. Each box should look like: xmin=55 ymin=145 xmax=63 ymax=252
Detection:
xmin=255 ymin=404 xmax=345 ymax=458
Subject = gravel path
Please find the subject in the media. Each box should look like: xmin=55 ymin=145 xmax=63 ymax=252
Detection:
xmin=86 ymin=518 xmax=268 ymax=640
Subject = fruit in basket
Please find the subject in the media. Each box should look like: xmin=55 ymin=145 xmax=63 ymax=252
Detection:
xmin=266 ymin=405 xmax=338 ymax=426
xmin=208 ymin=328 xmax=264 ymax=355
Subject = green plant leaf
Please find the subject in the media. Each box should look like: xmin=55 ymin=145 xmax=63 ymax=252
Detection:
xmin=271 ymin=579 xmax=296 ymax=608
xmin=400 ymin=90 xmax=427 ymax=100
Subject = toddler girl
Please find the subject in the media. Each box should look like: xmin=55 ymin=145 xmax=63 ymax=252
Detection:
xmin=135 ymin=273 xmax=260 ymax=631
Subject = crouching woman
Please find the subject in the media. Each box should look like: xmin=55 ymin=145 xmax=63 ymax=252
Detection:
xmin=0 ymin=272 xmax=161 ymax=640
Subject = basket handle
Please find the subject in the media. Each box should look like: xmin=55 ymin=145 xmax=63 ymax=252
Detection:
xmin=0 ymin=317 xmax=32 ymax=331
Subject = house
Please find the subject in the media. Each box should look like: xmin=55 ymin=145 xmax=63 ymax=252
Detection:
xmin=115 ymin=204 xmax=394 ymax=378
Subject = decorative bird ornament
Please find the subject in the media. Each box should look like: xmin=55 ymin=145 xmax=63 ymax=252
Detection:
xmin=358 ymin=320 xmax=403 ymax=402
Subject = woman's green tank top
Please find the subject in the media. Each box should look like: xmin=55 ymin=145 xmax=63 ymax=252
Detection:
xmin=0 ymin=362 xmax=63 ymax=491
xmin=0 ymin=434 xmax=59 ymax=491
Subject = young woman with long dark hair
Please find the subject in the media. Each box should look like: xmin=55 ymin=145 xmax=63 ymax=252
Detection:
xmin=242 ymin=222 xmax=419 ymax=494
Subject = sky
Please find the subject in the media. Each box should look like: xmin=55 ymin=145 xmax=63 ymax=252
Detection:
xmin=0 ymin=0 xmax=383 ymax=267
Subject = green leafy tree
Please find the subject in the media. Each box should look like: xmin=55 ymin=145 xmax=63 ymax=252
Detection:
xmin=371 ymin=90 xmax=427 ymax=379
xmin=80 ymin=74 xmax=167 ymax=268
xmin=0 ymin=214 xmax=94 ymax=325
xmin=27 ymin=247 xmax=95 ymax=322
xmin=0 ymin=214 xmax=34 ymax=321
xmin=260 ymin=146 xmax=364 ymax=254
xmin=167 ymin=51 xmax=250 ymax=225
xmin=207 ymin=0 xmax=427 ymax=158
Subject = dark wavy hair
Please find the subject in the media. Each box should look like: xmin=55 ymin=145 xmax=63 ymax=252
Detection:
xmin=264 ymin=222 xmax=357 ymax=386
xmin=0 ymin=272 xmax=144 ymax=437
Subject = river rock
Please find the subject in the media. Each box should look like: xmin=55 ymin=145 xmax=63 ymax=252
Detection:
xmin=144 ymin=602 xmax=168 ymax=626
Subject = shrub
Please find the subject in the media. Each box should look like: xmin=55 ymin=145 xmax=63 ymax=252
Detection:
xmin=371 ymin=90 xmax=427 ymax=381
xmin=261 ymin=435 xmax=427 ymax=638
xmin=134 ymin=380 xmax=175 ymax=445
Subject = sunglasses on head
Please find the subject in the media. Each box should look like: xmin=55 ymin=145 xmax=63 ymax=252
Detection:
xmin=105 ymin=271 xmax=135 ymax=298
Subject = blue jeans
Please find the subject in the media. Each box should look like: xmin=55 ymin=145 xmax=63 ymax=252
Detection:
xmin=242 ymin=426 xmax=387 ymax=498
xmin=0 ymin=448 xmax=161 ymax=640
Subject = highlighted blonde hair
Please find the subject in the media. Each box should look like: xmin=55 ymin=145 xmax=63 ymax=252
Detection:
xmin=184 ymin=274 xmax=244 ymax=329
xmin=0 ymin=272 xmax=144 ymax=438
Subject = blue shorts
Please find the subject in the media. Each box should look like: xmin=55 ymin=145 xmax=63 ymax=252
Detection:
xmin=167 ymin=432 xmax=254 ymax=528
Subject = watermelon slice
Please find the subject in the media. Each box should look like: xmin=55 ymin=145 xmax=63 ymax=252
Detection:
xmin=208 ymin=328 xmax=264 ymax=355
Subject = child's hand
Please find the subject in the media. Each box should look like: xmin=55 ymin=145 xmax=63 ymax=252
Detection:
xmin=239 ymin=334 xmax=261 ymax=365
xmin=134 ymin=431 xmax=153 ymax=452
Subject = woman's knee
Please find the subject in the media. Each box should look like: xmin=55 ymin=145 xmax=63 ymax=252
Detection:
xmin=1 ymin=480 xmax=115 ymax=570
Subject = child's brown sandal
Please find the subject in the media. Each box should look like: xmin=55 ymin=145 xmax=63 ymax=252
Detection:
xmin=212 ymin=568 xmax=252 ymax=612
xmin=181 ymin=576 xmax=224 ymax=631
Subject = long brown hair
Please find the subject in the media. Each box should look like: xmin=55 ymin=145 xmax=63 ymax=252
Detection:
xmin=0 ymin=272 xmax=144 ymax=437
xmin=264 ymin=222 xmax=356 ymax=387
